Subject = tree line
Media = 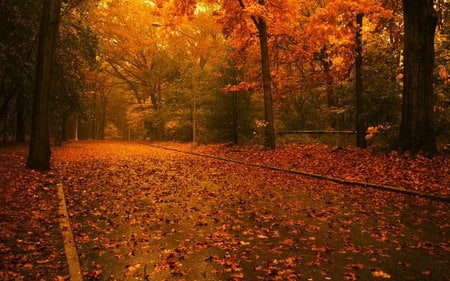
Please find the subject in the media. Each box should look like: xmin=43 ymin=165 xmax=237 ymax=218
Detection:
xmin=0 ymin=0 xmax=448 ymax=170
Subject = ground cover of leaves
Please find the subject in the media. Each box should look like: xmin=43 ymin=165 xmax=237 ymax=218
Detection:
xmin=0 ymin=141 xmax=448 ymax=280
xmin=0 ymin=145 xmax=67 ymax=280
xmin=158 ymin=142 xmax=449 ymax=198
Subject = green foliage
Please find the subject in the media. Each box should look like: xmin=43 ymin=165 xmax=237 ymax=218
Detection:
xmin=203 ymin=90 xmax=254 ymax=143
xmin=278 ymin=87 xmax=348 ymax=131
xmin=367 ymin=125 xmax=399 ymax=152
xmin=277 ymin=24 xmax=403 ymax=148
xmin=0 ymin=0 xmax=40 ymax=83
xmin=0 ymin=0 xmax=41 ymax=141
xmin=158 ymin=88 xmax=193 ymax=141
xmin=52 ymin=9 xmax=99 ymax=115
xmin=202 ymin=59 xmax=255 ymax=143
xmin=49 ymin=5 xmax=100 ymax=142
xmin=362 ymin=46 xmax=401 ymax=128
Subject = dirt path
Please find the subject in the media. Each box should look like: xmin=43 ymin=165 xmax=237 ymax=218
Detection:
xmin=48 ymin=141 xmax=449 ymax=280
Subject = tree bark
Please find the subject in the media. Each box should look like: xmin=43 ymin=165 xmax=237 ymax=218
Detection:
xmin=256 ymin=16 xmax=275 ymax=150
xmin=399 ymin=0 xmax=437 ymax=155
xmin=16 ymin=90 xmax=25 ymax=142
xmin=99 ymin=94 xmax=107 ymax=140
xmin=27 ymin=0 xmax=62 ymax=170
xmin=0 ymin=85 xmax=17 ymax=125
xmin=236 ymin=0 xmax=275 ymax=149
xmin=355 ymin=13 xmax=367 ymax=148
xmin=92 ymin=91 xmax=97 ymax=139
xmin=61 ymin=112 xmax=67 ymax=142
xmin=232 ymin=90 xmax=238 ymax=145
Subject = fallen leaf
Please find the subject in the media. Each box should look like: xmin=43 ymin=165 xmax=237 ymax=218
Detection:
xmin=372 ymin=270 xmax=391 ymax=278
xmin=23 ymin=263 xmax=33 ymax=269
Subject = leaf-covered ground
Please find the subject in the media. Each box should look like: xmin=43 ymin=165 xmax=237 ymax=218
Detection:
xmin=0 ymin=141 xmax=449 ymax=280
xmin=0 ymin=145 xmax=67 ymax=280
xmin=157 ymin=142 xmax=449 ymax=198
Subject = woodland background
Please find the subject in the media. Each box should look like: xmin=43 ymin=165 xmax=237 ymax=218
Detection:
xmin=0 ymin=0 xmax=449 ymax=156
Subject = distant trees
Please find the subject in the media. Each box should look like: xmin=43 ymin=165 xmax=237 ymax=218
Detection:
xmin=79 ymin=0 xmax=450 ymax=152
xmin=0 ymin=0 xmax=40 ymax=143
xmin=1 ymin=0 xmax=447 ymax=167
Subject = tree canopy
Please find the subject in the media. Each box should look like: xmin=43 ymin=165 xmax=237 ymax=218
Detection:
xmin=0 ymin=0 xmax=448 ymax=165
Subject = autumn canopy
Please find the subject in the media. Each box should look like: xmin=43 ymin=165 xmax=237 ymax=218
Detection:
xmin=0 ymin=0 xmax=448 ymax=169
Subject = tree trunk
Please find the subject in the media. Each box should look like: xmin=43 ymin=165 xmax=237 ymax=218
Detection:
xmin=317 ymin=46 xmax=336 ymax=107
xmin=0 ymin=85 xmax=17 ymax=125
xmin=355 ymin=13 xmax=367 ymax=148
xmin=3 ymin=105 xmax=8 ymax=144
xmin=16 ymin=90 xmax=25 ymax=142
xmin=99 ymin=94 xmax=107 ymax=140
xmin=27 ymin=0 xmax=62 ymax=170
xmin=232 ymin=90 xmax=238 ymax=145
xmin=61 ymin=112 xmax=67 ymax=142
xmin=399 ymin=0 xmax=437 ymax=155
xmin=236 ymin=0 xmax=275 ymax=149
xmin=256 ymin=16 xmax=275 ymax=150
xmin=74 ymin=116 xmax=79 ymax=141
xmin=92 ymin=91 xmax=97 ymax=139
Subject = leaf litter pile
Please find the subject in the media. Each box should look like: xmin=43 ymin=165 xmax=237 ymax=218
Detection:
xmin=159 ymin=142 xmax=449 ymax=198
xmin=0 ymin=141 xmax=449 ymax=280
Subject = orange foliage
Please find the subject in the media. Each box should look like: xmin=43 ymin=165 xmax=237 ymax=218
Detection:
xmin=215 ymin=0 xmax=393 ymax=94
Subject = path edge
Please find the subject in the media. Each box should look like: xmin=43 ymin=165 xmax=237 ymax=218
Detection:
xmin=146 ymin=143 xmax=449 ymax=203
xmin=57 ymin=183 xmax=83 ymax=281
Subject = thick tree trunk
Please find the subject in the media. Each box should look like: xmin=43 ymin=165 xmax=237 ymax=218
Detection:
xmin=355 ymin=13 xmax=367 ymax=148
xmin=399 ymin=0 xmax=437 ymax=155
xmin=27 ymin=0 xmax=62 ymax=170
xmin=257 ymin=17 xmax=275 ymax=150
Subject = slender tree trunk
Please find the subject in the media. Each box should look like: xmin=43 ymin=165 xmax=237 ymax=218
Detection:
xmin=399 ymin=0 xmax=437 ymax=155
xmin=92 ymin=91 xmax=97 ymax=139
xmin=16 ymin=90 xmax=25 ymax=142
xmin=256 ymin=16 xmax=275 ymax=150
xmin=99 ymin=95 xmax=107 ymax=140
xmin=61 ymin=112 xmax=67 ymax=142
xmin=74 ymin=116 xmax=79 ymax=141
xmin=3 ymin=106 xmax=8 ymax=143
xmin=0 ymin=85 xmax=17 ymax=125
xmin=317 ymin=46 xmax=336 ymax=107
xmin=355 ymin=13 xmax=367 ymax=148
xmin=27 ymin=0 xmax=62 ymax=170
xmin=232 ymin=90 xmax=238 ymax=145
xmin=237 ymin=0 xmax=275 ymax=149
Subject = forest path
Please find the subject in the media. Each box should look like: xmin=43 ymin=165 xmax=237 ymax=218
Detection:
xmin=50 ymin=141 xmax=449 ymax=280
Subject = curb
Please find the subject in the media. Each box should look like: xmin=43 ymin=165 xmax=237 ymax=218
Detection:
xmin=147 ymin=144 xmax=449 ymax=203
xmin=57 ymin=183 xmax=83 ymax=281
